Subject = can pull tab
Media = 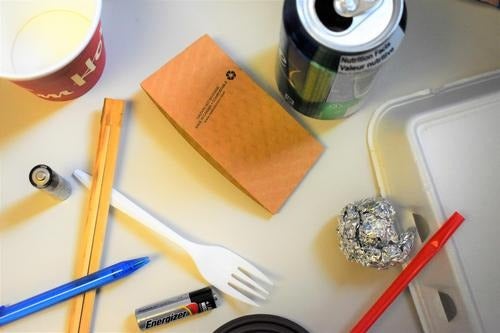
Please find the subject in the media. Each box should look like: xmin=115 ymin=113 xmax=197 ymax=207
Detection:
xmin=334 ymin=0 xmax=383 ymax=17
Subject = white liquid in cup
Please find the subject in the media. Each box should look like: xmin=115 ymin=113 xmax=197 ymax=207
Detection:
xmin=0 ymin=0 xmax=100 ymax=80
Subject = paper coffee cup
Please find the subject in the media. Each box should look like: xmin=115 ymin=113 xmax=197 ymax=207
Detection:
xmin=0 ymin=0 xmax=105 ymax=101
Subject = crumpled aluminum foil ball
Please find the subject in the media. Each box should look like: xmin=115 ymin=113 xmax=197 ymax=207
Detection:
xmin=337 ymin=197 xmax=415 ymax=269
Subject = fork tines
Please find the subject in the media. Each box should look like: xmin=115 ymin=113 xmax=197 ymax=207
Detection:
xmin=228 ymin=267 xmax=273 ymax=305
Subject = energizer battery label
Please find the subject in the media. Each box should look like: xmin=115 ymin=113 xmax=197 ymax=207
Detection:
xmin=143 ymin=304 xmax=198 ymax=329
xmin=135 ymin=287 xmax=218 ymax=330
xmin=338 ymin=27 xmax=405 ymax=73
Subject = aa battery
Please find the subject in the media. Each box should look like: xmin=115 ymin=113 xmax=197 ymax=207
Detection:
xmin=29 ymin=164 xmax=72 ymax=200
xmin=276 ymin=0 xmax=407 ymax=119
xmin=135 ymin=287 xmax=219 ymax=330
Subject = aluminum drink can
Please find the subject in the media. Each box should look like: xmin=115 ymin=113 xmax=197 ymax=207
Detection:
xmin=276 ymin=0 xmax=407 ymax=119
xmin=29 ymin=164 xmax=72 ymax=200
xmin=135 ymin=287 xmax=219 ymax=330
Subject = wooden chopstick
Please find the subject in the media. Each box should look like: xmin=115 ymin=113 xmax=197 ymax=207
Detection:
xmin=67 ymin=98 xmax=125 ymax=333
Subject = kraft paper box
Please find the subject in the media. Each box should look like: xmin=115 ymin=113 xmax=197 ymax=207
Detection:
xmin=141 ymin=35 xmax=324 ymax=213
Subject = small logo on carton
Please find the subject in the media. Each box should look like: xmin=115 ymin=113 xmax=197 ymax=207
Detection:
xmin=226 ymin=70 xmax=236 ymax=80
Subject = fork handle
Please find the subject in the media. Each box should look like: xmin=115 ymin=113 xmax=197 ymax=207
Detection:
xmin=73 ymin=169 xmax=196 ymax=253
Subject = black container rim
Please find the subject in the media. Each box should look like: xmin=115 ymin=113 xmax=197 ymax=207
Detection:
xmin=213 ymin=314 xmax=309 ymax=333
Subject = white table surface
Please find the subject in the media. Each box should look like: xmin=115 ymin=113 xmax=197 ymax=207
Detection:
xmin=0 ymin=1 xmax=498 ymax=332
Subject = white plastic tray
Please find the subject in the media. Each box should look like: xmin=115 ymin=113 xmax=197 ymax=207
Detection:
xmin=368 ymin=70 xmax=500 ymax=333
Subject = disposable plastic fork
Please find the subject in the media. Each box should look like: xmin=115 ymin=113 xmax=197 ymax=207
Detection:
xmin=73 ymin=169 xmax=272 ymax=306
xmin=351 ymin=211 xmax=465 ymax=333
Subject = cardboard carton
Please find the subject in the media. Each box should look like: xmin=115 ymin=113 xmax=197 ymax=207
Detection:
xmin=141 ymin=35 xmax=324 ymax=213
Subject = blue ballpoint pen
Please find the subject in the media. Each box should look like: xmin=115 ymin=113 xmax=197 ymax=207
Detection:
xmin=0 ymin=256 xmax=150 ymax=326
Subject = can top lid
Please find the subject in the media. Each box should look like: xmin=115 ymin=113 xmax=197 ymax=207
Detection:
xmin=298 ymin=0 xmax=404 ymax=52
xmin=334 ymin=0 xmax=384 ymax=18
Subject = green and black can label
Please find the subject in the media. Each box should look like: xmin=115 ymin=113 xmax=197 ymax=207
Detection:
xmin=277 ymin=0 xmax=407 ymax=119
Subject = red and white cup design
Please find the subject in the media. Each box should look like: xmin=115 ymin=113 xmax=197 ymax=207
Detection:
xmin=0 ymin=0 xmax=105 ymax=101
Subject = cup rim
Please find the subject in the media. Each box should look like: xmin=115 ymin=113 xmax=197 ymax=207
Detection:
xmin=0 ymin=0 xmax=103 ymax=81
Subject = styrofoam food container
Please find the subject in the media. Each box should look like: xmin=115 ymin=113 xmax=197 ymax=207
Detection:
xmin=368 ymin=70 xmax=500 ymax=333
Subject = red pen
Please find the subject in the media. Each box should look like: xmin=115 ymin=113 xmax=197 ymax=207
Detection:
xmin=351 ymin=211 xmax=465 ymax=333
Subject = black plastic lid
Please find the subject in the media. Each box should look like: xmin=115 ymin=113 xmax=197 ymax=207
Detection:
xmin=213 ymin=314 xmax=309 ymax=333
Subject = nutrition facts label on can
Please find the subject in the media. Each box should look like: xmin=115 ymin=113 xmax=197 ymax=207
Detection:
xmin=328 ymin=27 xmax=405 ymax=104
xmin=338 ymin=27 xmax=405 ymax=74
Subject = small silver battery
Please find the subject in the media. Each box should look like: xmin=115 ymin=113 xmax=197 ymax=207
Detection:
xmin=29 ymin=164 xmax=72 ymax=200
xmin=135 ymin=287 xmax=219 ymax=330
